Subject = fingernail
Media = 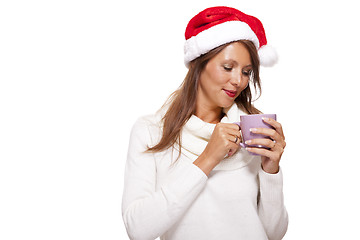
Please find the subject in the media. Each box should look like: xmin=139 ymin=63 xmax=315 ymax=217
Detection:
xmin=262 ymin=117 xmax=269 ymax=121
xmin=245 ymin=140 xmax=252 ymax=144
xmin=250 ymin=128 xmax=257 ymax=132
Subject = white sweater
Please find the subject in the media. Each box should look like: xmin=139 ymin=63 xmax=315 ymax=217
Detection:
xmin=122 ymin=107 xmax=288 ymax=240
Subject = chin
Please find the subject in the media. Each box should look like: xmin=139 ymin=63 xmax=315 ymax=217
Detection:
xmin=220 ymin=100 xmax=235 ymax=109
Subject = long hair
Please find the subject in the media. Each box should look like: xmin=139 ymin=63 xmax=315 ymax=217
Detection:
xmin=147 ymin=40 xmax=262 ymax=154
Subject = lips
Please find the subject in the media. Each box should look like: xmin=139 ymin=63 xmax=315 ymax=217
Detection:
xmin=223 ymin=89 xmax=237 ymax=98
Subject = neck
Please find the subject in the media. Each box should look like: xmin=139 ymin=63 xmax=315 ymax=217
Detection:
xmin=195 ymin=105 xmax=224 ymax=124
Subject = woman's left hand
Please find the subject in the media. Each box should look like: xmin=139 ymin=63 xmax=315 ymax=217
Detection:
xmin=245 ymin=117 xmax=286 ymax=174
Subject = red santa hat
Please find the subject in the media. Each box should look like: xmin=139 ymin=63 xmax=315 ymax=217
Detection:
xmin=184 ymin=6 xmax=278 ymax=67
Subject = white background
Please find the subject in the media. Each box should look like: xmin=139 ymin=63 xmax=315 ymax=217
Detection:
xmin=1 ymin=0 xmax=359 ymax=239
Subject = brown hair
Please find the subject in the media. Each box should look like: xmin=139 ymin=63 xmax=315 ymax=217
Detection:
xmin=147 ymin=40 xmax=262 ymax=154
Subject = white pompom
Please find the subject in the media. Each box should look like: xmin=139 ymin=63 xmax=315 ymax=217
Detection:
xmin=258 ymin=45 xmax=278 ymax=67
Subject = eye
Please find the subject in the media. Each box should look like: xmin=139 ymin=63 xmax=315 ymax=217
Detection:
xmin=242 ymin=70 xmax=253 ymax=77
xmin=223 ymin=64 xmax=233 ymax=71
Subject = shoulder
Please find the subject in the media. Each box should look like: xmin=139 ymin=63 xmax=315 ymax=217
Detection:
xmin=133 ymin=105 xmax=168 ymax=131
xmin=130 ymin=111 xmax=164 ymax=147
xmin=132 ymin=112 xmax=162 ymax=132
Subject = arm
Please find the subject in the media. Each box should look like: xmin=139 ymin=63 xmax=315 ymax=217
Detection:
xmin=122 ymin=118 xmax=208 ymax=240
xmin=246 ymin=117 xmax=288 ymax=239
xmin=257 ymin=168 xmax=288 ymax=240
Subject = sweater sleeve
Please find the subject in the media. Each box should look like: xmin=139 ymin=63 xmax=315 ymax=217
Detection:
xmin=122 ymin=117 xmax=208 ymax=240
xmin=257 ymin=168 xmax=288 ymax=240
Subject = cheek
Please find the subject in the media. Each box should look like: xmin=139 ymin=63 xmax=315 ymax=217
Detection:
xmin=216 ymin=71 xmax=231 ymax=84
xmin=241 ymin=79 xmax=249 ymax=89
xmin=202 ymin=67 xmax=228 ymax=88
xmin=208 ymin=64 xmax=228 ymax=82
xmin=236 ymin=80 xmax=250 ymax=97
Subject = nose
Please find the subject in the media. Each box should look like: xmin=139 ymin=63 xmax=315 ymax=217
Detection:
xmin=230 ymin=70 xmax=243 ymax=86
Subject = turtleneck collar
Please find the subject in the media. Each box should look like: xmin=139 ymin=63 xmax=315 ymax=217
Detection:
xmin=179 ymin=103 xmax=259 ymax=171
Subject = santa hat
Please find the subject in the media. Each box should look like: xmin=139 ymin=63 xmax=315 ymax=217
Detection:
xmin=184 ymin=6 xmax=277 ymax=67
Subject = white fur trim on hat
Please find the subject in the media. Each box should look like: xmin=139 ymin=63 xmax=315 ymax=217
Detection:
xmin=184 ymin=21 xmax=259 ymax=67
xmin=258 ymin=44 xmax=278 ymax=67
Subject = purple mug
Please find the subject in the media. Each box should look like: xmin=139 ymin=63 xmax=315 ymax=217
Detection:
xmin=234 ymin=114 xmax=277 ymax=155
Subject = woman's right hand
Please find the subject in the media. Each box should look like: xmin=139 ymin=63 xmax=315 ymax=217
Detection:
xmin=193 ymin=123 xmax=241 ymax=176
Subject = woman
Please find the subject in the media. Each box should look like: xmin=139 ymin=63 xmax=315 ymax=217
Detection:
xmin=122 ymin=6 xmax=288 ymax=240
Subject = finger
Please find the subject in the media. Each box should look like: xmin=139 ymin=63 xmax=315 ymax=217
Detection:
xmin=233 ymin=122 xmax=241 ymax=131
xmin=250 ymin=127 xmax=283 ymax=144
xmin=224 ymin=126 xmax=242 ymax=142
xmin=217 ymin=123 xmax=241 ymax=139
xmin=228 ymin=134 xmax=240 ymax=144
xmin=228 ymin=128 xmax=241 ymax=140
xmin=227 ymin=142 xmax=241 ymax=157
xmin=245 ymin=138 xmax=276 ymax=149
xmin=262 ymin=117 xmax=285 ymax=139
xmin=219 ymin=122 xmax=241 ymax=131
xmin=246 ymin=146 xmax=274 ymax=158
xmin=246 ymin=146 xmax=283 ymax=160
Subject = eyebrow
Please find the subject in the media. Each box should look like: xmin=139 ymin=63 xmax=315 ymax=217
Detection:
xmin=223 ymin=59 xmax=252 ymax=68
xmin=241 ymin=64 xmax=253 ymax=71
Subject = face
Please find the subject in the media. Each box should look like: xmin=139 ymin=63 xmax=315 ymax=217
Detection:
xmin=197 ymin=42 xmax=252 ymax=111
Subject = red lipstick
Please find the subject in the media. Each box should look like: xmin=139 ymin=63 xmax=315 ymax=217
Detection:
xmin=224 ymin=89 xmax=236 ymax=98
